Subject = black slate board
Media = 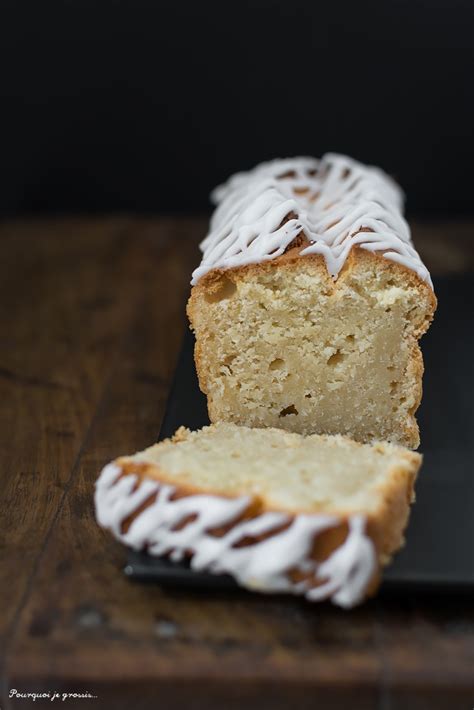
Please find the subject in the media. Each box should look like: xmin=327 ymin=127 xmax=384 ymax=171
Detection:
xmin=126 ymin=274 xmax=474 ymax=594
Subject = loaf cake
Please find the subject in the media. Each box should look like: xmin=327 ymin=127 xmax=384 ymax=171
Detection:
xmin=187 ymin=154 xmax=437 ymax=448
xmin=95 ymin=422 xmax=421 ymax=607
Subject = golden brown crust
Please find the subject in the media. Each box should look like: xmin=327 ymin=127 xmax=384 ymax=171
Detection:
xmin=366 ymin=450 xmax=420 ymax=563
xmin=188 ymin=246 xmax=437 ymax=337
xmin=189 ymin=240 xmax=436 ymax=305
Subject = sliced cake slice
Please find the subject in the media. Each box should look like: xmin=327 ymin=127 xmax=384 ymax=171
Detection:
xmin=95 ymin=423 xmax=421 ymax=607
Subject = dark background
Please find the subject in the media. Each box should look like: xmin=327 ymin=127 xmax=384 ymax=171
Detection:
xmin=1 ymin=0 xmax=473 ymax=216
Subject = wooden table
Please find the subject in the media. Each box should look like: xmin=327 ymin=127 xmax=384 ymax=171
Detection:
xmin=0 ymin=218 xmax=473 ymax=710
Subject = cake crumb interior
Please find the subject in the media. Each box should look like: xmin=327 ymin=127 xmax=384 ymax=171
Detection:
xmin=188 ymin=251 xmax=434 ymax=448
xmin=133 ymin=423 xmax=415 ymax=515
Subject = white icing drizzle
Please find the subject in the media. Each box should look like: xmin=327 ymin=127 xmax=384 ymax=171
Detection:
xmin=95 ymin=462 xmax=376 ymax=608
xmin=192 ymin=153 xmax=432 ymax=288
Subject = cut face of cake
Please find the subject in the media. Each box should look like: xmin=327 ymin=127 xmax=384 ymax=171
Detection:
xmin=95 ymin=423 xmax=422 ymax=607
xmin=187 ymin=154 xmax=436 ymax=448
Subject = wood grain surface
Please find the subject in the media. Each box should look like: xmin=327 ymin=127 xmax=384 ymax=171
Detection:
xmin=0 ymin=217 xmax=473 ymax=710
